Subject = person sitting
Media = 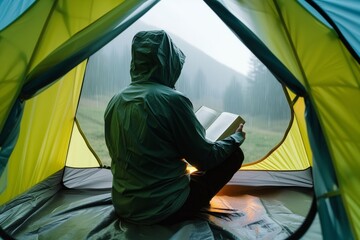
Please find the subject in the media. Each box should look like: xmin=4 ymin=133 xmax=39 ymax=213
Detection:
xmin=104 ymin=30 xmax=246 ymax=225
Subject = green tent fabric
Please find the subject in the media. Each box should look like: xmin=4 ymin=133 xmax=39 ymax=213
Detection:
xmin=1 ymin=0 xmax=359 ymax=239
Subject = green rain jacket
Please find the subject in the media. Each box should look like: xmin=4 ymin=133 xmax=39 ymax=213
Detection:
xmin=104 ymin=30 xmax=244 ymax=224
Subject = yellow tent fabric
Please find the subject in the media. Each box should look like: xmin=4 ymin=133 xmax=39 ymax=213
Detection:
xmin=0 ymin=63 xmax=85 ymax=205
xmin=242 ymin=96 xmax=310 ymax=170
xmin=0 ymin=0 xmax=155 ymax=204
xmin=217 ymin=1 xmax=360 ymax=237
xmin=1 ymin=0 xmax=359 ymax=239
xmin=66 ymin=120 xmax=101 ymax=168
xmin=243 ymin=95 xmax=311 ymax=170
xmin=0 ymin=0 xmax=127 ymax=131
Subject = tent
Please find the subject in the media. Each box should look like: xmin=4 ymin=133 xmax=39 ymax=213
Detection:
xmin=0 ymin=0 xmax=359 ymax=239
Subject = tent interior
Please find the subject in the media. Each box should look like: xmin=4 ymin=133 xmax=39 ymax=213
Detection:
xmin=1 ymin=0 xmax=359 ymax=239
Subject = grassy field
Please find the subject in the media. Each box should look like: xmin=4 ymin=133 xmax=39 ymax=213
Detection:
xmin=241 ymin=128 xmax=282 ymax=164
xmin=76 ymin=106 xmax=111 ymax=166
xmin=76 ymin=105 xmax=286 ymax=167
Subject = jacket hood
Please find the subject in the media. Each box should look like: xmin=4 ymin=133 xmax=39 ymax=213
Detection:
xmin=130 ymin=30 xmax=186 ymax=88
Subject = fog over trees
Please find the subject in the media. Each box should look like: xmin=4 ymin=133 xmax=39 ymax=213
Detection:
xmin=82 ymin=20 xmax=289 ymax=121
xmin=78 ymin=20 xmax=291 ymax=164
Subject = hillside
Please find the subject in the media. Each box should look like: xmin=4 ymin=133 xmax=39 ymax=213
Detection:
xmin=82 ymin=20 xmax=249 ymax=113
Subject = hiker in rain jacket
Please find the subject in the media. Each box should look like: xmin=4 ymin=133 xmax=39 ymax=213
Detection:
xmin=104 ymin=30 xmax=246 ymax=225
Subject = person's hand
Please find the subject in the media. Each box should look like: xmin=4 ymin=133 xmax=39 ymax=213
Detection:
xmin=236 ymin=123 xmax=246 ymax=139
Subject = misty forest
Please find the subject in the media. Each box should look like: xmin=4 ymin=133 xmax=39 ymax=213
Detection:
xmin=77 ymin=19 xmax=291 ymax=166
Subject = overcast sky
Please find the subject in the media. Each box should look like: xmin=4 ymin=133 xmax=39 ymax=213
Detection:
xmin=140 ymin=0 xmax=252 ymax=75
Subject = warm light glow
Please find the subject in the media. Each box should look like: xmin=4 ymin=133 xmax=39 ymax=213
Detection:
xmin=186 ymin=165 xmax=198 ymax=174
xmin=183 ymin=158 xmax=198 ymax=173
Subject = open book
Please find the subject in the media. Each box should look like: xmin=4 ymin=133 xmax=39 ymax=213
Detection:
xmin=195 ymin=106 xmax=245 ymax=141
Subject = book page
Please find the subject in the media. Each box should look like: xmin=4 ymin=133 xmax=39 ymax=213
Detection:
xmin=195 ymin=106 xmax=220 ymax=130
xmin=206 ymin=112 xmax=245 ymax=141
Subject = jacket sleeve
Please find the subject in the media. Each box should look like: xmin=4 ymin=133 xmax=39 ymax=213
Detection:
xmin=169 ymin=94 xmax=244 ymax=171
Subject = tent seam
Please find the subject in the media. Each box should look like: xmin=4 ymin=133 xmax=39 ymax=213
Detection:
xmin=273 ymin=0 xmax=316 ymax=172
xmin=20 ymin=0 xmax=59 ymax=100
xmin=242 ymin=85 xmax=296 ymax=168
xmin=74 ymin=118 xmax=103 ymax=167
xmin=296 ymin=6 xmax=357 ymax=236
xmin=273 ymin=0 xmax=310 ymax=94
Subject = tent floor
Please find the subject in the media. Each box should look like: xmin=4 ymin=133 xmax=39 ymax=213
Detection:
xmin=5 ymin=184 xmax=322 ymax=239
xmin=218 ymin=185 xmax=314 ymax=218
